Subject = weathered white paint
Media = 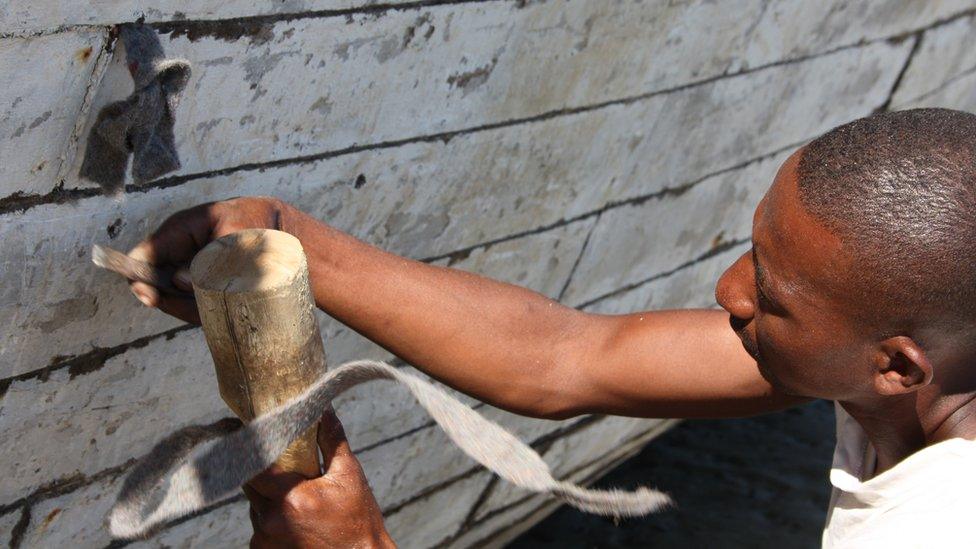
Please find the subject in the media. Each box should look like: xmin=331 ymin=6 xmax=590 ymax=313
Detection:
xmin=561 ymin=151 xmax=788 ymax=306
xmin=892 ymin=14 xmax=976 ymax=108
xmin=0 ymin=30 xmax=105 ymax=197
xmin=1 ymin=329 xmax=224 ymax=504
xmin=2 ymin=0 xmax=954 ymax=196
xmin=385 ymin=473 xmax=493 ymax=549
xmin=447 ymin=493 xmax=550 ymax=549
xmin=17 ymin=469 xmax=127 ymax=548
xmin=131 ymin=500 xmax=251 ymax=549
xmin=899 ymin=70 xmax=976 ymax=112
xmin=0 ymin=510 xmax=20 ymax=547
xmin=581 ymin=243 xmax=751 ymax=317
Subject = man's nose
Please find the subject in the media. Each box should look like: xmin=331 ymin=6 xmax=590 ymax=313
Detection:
xmin=714 ymin=250 xmax=756 ymax=322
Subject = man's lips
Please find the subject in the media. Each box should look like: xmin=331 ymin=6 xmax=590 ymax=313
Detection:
xmin=728 ymin=315 xmax=760 ymax=361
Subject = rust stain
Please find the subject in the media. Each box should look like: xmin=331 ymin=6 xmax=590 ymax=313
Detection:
xmin=75 ymin=46 xmax=93 ymax=63
xmin=38 ymin=508 xmax=61 ymax=533
xmin=711 ymin=230 xmax=728 ymax=250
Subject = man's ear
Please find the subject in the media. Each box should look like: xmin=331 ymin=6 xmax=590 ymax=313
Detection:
xmin=872 ymin=336 xmax=934 ymax=395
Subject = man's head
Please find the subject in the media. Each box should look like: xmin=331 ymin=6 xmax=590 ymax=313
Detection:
xmin=715 ymin=108 xmax=976 ymax=402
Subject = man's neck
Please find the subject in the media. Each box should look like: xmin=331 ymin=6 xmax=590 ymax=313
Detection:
xmin=840 ymin=391 xmax=976 ymax=476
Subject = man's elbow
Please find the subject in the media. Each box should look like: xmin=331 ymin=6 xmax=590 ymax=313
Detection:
xmin=521 ymin=373 xmax=596 ymax=421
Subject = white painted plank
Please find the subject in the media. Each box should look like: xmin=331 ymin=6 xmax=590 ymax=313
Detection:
xmin=0 ymin=509 xmax=21 ymax=547
xmin=581 ymin=242 xmax=751 ymax=317
xmin=18 ymin=471 xmax=126 ymax=548
xmin=0 ymin=30 xmax=105 ymax=197
xmin=132 ymin=499 xmax=252 ymax=549
xmin=892 ymin=14 xmax=976 ymax=108
xmin=384 ymin=472 xmax=492 ymax=549
xmin=897 ymin=69 xmax=976 ymax=112
xmin=46 ymin=0 xmax=949 ymax=195
xmin=560 ymin=151 xmax=787 ymax=306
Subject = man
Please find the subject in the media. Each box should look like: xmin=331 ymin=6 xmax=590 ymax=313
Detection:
xmin=129 ymin=108 xmax=976 ymax=547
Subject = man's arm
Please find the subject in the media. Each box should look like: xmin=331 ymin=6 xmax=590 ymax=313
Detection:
xmin=131 ymin=197 xmax=805 ymax=420
xmin=280 ymin=200 xmax=804 ymax=419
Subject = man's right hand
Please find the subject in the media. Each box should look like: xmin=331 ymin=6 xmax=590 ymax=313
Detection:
xmin=127 ymin=196 xmax=284 ymax=324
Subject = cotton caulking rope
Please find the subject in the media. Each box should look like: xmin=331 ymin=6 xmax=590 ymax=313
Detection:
xmin=93 ymin=247 xmax=671 ymax=539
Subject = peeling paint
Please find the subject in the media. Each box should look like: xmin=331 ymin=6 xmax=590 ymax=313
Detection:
xmin=34 ymin=295 xmax=99 ymax=333
xmin=28 ymin=111 xmax=52 ymax=130
xmin=159 ymin=19 xmax=275 ymax=44
xmin=310 ymin=96 xmax=333 ymax=115
xmin=447 ymin=56 xmax=498 ymax=93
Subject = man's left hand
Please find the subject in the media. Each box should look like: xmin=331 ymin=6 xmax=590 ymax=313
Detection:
xmin=243 ymin=410 xmax=395 ymax=548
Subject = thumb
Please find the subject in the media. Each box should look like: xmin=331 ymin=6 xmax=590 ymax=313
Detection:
xmin=173 ymin=267 xmax=193 ymax=292
xmin=317 ymin=408 xmax=360 ymax=476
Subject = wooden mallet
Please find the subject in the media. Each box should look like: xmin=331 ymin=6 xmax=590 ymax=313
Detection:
xmin=189 ymin=229 xmax=327 ymax=477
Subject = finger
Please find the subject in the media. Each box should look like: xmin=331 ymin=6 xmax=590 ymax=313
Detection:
xmin=250 ymin=532 xmax=274 ymax=549
xmin=127 ymin=239 xmax=160 ymax=266
xmin=129 ymin=280 xmax=160 ymax=308
xmin=247 ymin=464 xmax=308 ymax=500
xmin=154 ymin=295 xmax=201 ymax=325
xmin=317 ymin=409 xmax=360 ymax=476
xmin=173 ymin=267 xmax=193 ymax=292
xmin=243 ymin=484 xmax=272 ymax=534
xmin=242 ymin=484 xmax=269 ymax=513
xmin=128 ymin=279 xmax=201 ymax=323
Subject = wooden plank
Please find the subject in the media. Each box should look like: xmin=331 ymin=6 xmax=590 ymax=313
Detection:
xmin=892 ymin=13 xmax=976 ymax=108
xmin=560 ymin=151 xmax=788 ymax=306
xmin=45 ymin=0 xmax=956 ymax=195
xmin=0 ymin=30 xmax=106 ymax=197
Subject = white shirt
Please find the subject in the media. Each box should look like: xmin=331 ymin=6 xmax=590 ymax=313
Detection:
xmin=822 ymin=403 xmax=976 ymax=548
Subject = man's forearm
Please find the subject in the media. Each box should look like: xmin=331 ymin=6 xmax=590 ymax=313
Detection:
xmin=278 ymin=200 xmax=588 ymax=419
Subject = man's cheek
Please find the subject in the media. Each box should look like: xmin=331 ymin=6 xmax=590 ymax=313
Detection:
xmin=761 ymin=340 xmax=814 ymax=392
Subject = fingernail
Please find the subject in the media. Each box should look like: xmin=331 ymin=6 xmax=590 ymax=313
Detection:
xmin=174 ymin=270 xmax=192 ymax=289
xmin=133 ymin=290 xmax=152 ymax=307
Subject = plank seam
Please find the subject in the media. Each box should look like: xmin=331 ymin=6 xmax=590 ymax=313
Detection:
xmin=0 ymin=0 xmax=499 ymax=39
xmin=873 ymin=33 xmax=923 ymax=114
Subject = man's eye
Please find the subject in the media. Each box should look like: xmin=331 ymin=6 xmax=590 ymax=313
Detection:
xmin=756 ymin=284 xmax=773 ymax=308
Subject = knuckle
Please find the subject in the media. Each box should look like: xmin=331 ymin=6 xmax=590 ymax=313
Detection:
xmin=282 ymin=490 xmax=315 ymax=514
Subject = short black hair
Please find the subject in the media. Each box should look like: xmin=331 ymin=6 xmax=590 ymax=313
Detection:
xmin=797 ymin=108 xmax=976 ymax=330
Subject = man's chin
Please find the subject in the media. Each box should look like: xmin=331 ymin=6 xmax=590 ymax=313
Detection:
xmin=755 ymin=359 xmax=799 ymax=395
